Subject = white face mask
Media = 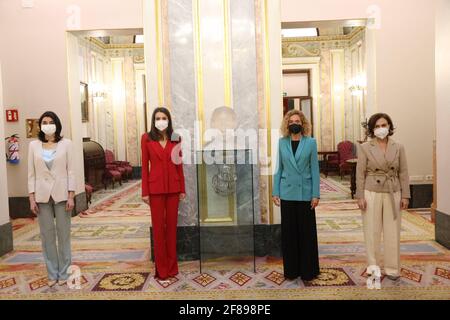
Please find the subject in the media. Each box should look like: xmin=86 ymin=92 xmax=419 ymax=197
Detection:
xmin=41 ymin=124 xmax=57 ymax=136
xmin=155 ymin=119 xmax=169 ymax=131
xmin=374 ymin=127 xmax=389 ymax=139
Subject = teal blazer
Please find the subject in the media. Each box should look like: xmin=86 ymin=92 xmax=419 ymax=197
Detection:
xmin=272 ymin=136 xmax=320 ymax=201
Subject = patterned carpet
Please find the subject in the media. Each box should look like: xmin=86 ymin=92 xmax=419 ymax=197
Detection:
xmin=1 ymin=177 xmax=449 ymax=300
xmin=80 ymin=181 xmax=149 ymax=218
xmin=409 ymin=208 xmax=433 ymax=222
xmin=319 ymin=176 xmax=352 ymax=201
xmin=88 ymin=181 xmax=141 ymax=207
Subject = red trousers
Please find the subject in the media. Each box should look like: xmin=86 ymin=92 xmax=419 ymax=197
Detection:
xmin=150 ymin=193 xmax=179 ymax=279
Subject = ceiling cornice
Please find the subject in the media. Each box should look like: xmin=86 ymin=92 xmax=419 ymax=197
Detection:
xmin=282 ymin=26 xmax=365 ymax=43
xmin=88 ymin=37 xmax=144 ymax=50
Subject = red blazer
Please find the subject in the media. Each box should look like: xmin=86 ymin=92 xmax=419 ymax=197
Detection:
xmin=141 ymin=133 xmax=186 ymax=196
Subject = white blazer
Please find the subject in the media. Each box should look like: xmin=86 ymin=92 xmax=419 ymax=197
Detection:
xmin=28 ymin=138 xmax=76 ymax=203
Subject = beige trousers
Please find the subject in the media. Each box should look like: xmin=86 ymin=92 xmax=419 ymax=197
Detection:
xmin=362 ymin=190 xmax=402 ymax=276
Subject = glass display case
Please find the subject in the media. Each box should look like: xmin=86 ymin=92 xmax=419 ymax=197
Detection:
xmin=196 ymin=149 xmax=255 ymax=273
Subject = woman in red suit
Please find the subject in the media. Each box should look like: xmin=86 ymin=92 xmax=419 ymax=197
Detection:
xmin=141 ymin=107 xmax=186 ymax=281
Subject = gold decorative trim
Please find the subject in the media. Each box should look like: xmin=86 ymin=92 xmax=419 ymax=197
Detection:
xmin=107 ymin=44 xmax=145 ymax=49
xmin=282 ymin=44 xmax=321 ymax=57
xmin=194 ymin=0 xmax=234 ymax=224
xmin=263 ymin=0 xmax=273 ymax=224
xmin=88 ymin=37 xmax=144 ymax=50
xmin=88 ymin=37 xmax=108 ymax=49
xmin=254 ymin=0 xmax=268 ymax=224
xmin=349 ymin=27 xmax=366 ymax=45
xmin=161 ymin=0 xmax=172 ymax=110
xmin=194 ymin=1 xmax=236 ymax=224
xmin=133 ymin=56 xmax=145 ymax=64
xmin=193 ymin=0 xmax=204 ymax=147
xmin=223 ymin=0 xmax=232 ymax=107
xmin=199 ymin=152 xmax=236 ymax=224
xmin=155 ymin=0 xmax=164 ymax=106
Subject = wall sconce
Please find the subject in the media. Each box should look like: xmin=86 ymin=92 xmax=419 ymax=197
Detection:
xmin=349 ymin=75 xmax=367 ymax=96
xmin=91 ymin=82 xmax=107 ymax=100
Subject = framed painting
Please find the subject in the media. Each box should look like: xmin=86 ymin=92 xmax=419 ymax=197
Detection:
xmin=80 ymin=82 xmax=89 ymax=122
xmin=26 ymin=119 xmax=40 ymax=138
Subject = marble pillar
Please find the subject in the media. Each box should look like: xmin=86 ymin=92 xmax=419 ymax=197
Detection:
xmin=167 ymin=0 xmax=198 ymax=226
xmin=161 ymin=0 xmax=267 ymax=225
xmin=230 ymin=0 xmax=261 ymax=223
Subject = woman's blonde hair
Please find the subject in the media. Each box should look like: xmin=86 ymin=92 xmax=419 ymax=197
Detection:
xmin=280 ymin=109 xmax=311 ymax=137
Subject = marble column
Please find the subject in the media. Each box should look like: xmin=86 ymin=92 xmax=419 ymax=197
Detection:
xmin=167 ymin=0 xmax=198 ymax=226
xmin=230 ymin=0 xmax=260 ymax=223
xmin=255 ymin=0 xmax=269 ymax=224
xmin=158 ymin=0 xmax=272 ymax=226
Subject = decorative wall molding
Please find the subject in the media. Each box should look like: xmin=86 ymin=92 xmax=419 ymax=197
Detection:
xmin=282 ymin=56 xmax=321 ymax=65
xmin=282 ymin=43 xmax=321 ymax=57
xmin=82 ymin=38 xmax=145 ymax=60
xmin=107 ymin=48 xmax=145 ymax=58
xmin=282 ymin=27 xmax=365 ymax=58
xmin=282 ymin=26 xmax=365 ymax=44
xmin=88 ymin=37 xmax=144 ymax=50
xmin=133 ymin=55 xmax=145 ymax=64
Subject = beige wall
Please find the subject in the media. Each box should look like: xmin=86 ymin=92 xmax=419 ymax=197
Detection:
xmin=281 ymin=0 xmax=436 ymax=180
xmin=436 ymin=0 xmax=450 ymax=215
xmin=0 ymin=0 xmax=143 ymax=197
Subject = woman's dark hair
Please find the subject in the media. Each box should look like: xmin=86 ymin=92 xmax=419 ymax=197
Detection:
xmin=38 ymin=111 xmax=63 ymax=142
xmin=366 ymin=113 xmax=395 ymax=138
xmin=148 ymin=107 xmax=176 ymax=141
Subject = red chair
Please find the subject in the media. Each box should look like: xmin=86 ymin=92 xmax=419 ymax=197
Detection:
xmin=85 ymin=184 xmax=94 ymax=205
xmin=103 ymin=165 xmax=122 ymax=189
xmin=115 ymin=160 xmax=133 ymax=179
xmin=325 ymin=141 xmax=356 ymax=179
xmin=105 ymin=150 xmax=133 ymax=181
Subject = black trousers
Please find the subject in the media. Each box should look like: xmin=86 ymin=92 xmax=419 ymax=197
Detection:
xmin=280 ymin=200 xmax=320 ymax=280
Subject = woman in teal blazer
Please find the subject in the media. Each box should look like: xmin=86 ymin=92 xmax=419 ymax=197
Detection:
xmin=272 ymin=110 xmax=320 ymax=281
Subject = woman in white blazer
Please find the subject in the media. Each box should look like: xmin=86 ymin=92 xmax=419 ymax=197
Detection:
xmin=28 ymin=111 xmax=76 ymax=287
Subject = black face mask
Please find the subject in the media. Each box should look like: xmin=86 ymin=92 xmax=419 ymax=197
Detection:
xmin=288 ymin=124 xmax=303 ymax=134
